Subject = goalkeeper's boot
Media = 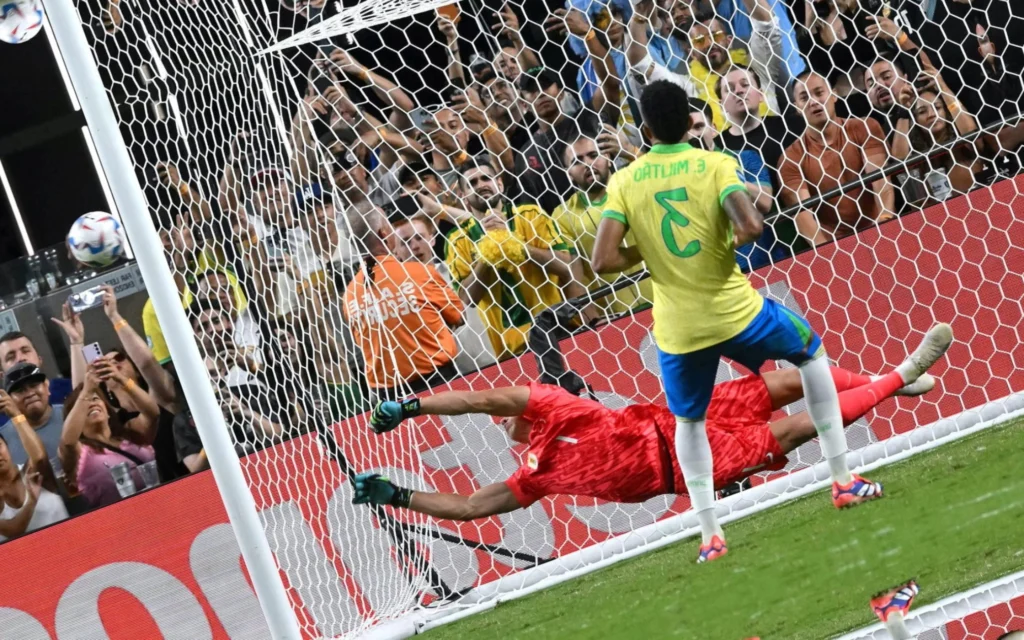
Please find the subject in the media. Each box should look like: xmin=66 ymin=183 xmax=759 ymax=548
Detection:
xmin=871 ymin=579 xmax=919 ymax=638
xmin=832 ymin=474 xmax=883 ymax=509
xmin=895 ymin=323 xmax=953 ymax=391
xmin=696 ymin=535 xmax=728 ymax=563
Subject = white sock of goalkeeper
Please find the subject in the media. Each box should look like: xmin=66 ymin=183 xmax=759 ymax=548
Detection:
xmin=798 ymin=355 xmax=854 ymax=485
xmin=675 ymin=417 xmax=722 ymax=544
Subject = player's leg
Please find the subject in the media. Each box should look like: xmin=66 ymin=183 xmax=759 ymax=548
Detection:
xmin=658 ymin=347 xmax=725 ymax=560
xmin=723 ymin=299 xmax=859 ymax=489
xmin=761 ymin=366 xmax=876 ymax=411
xmin=769 ymin=371 xmax=907 ymax=453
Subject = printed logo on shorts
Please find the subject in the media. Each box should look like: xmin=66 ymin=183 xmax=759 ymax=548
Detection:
xmin=527 ymin=452 xmax=538 ymax=470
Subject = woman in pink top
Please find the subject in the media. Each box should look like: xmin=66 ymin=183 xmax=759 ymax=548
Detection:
xmin=60 ymin=366 xmax=157 ymax=508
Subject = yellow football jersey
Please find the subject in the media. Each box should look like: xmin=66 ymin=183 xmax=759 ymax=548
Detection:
xmin=445 ymin=203 xmax=570 ymax=360
xmin=601 ymin=143 xmax=763 ymax=354
xmin=553 ymin=191 xmax=652 ymax=316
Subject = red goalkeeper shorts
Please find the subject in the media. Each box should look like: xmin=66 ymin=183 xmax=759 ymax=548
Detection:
xmin=705 ymin=375 xmax=788 ymax=487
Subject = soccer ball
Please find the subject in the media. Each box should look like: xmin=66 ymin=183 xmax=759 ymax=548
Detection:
xmin=67 ymin=212 xmax=126 ymax=267
xmin=0 ymin=0 xmax=44 ymax=45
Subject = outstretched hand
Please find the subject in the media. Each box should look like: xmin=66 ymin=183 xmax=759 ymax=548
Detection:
xmin=351 ymin=472 xmax=412 ymax=508
xmin=369 ymin=401 xmax=404 ymax=434
xmin=52 ymin=302 xmax=85 ymax=345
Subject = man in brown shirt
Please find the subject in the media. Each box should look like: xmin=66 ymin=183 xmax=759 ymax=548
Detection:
xmin=778 ymin=72 xmax=894 ymax=246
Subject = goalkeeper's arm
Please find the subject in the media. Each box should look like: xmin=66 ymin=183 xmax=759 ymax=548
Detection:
xmin=368 ymin=386 xmax=530 ymax=433
xmin=352 ymin=473 xmax=521 ymax=520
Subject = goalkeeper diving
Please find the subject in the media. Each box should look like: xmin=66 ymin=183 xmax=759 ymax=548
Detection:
xmin=352 ymin=325 xmax=952 ymax=525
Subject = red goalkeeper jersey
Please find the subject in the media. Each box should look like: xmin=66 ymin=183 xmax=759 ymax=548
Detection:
xmin=504 ymin=379 xmax=786 ymax=507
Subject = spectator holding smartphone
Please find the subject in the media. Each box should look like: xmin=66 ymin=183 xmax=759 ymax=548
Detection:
xmin=60 ymin=368 xmax=157 ymax=508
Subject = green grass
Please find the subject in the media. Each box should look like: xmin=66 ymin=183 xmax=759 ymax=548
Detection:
xmin=426 ymin=419 xmax=1024 ymax=640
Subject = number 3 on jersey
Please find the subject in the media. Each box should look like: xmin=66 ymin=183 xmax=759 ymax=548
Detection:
xmin=655 ymin=187 xmax=701 ymax=258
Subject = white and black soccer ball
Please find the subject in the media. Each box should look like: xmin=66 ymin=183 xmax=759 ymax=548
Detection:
xmin=67 ymin=212 xmax=126 ymax=267
xmin=0 ymin=0 xmax=44 ymax=45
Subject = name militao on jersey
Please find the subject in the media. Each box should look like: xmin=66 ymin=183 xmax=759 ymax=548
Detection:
xmin=601 ymin=142 xmax=764 ymax=354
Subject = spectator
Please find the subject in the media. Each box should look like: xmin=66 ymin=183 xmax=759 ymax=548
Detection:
xmin=715 ymin=0 xmax=806 ymax=81
xmin=343 ymin=210 xmax=465 ymax=399
xmin=0 ymin=364 xmax=64 ymax=472
xmin=60 ymin=372 xmax=157 ymax=509
xmin=715 ymin=66 xmax=802 ymax=267
xmin=186 ymin=303 xmax=289 ymax=452
xmin=393 ymin=215 xmax=497 ymax=374
xmin=142 ymin=213 xmax=256 ymax=367
xmin=627 ymin=0 xmax=786 ymax=129
xmin=99 ymin=286 xmax=184 ymax=480
xmin=553 ymin=131 xmax=652 ymax=316
xmin=0 ymin=417 xmax=68 ymax=542
xmin=446 ymin=157 xmax=588 ymax=360
xmin=685 ymin=98 xmax=717 ymax=151
xmin=892 ymin=90 xmax=982 ymax=208
xmin=453 ymin=68 xmax=559 ymax=212
xmin=172 ymin=352 xmax=289 ymax=474
xmin=0 ymin=331 xmax=72 ymax=409
xmin=779 ymin=72 xmax=893 ymax=246
xmin=489 ymin=7 xmax=541 ymax=84
xmin=863 ymin=57 xmax=914 ymax=142
xmin=863 ymin=23 xmax=973 ymax=142
xmin=195 ymin=270 xmax=263 ymax=361
xmin=517 ymin=68 xmax=597 ymax=199
xmin=545 ymin=3 xmax=640 ymax=132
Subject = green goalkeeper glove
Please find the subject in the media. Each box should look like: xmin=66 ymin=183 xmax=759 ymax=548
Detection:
xmin=351 ymin=472 xmax=413 ymax=508
xmin=369 ymin=398 xmax=421 ymax=434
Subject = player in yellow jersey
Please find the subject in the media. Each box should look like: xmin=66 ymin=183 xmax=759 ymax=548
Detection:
xmin=592 ymin=81 xmax=935 ymax=562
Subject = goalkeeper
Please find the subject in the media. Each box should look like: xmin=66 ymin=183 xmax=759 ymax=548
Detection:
xmin=352 ymin=325 xmax=951 ymax=533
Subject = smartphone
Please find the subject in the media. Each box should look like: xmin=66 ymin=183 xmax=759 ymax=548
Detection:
xmin=82 ymin=342 xmax=103 ymax=365
xmin=409 ymin=107 xmax=437 ymax=133
xmin=813 ymin=0 xmax=832 ymax=19
xmin=436 ymin=4 xmax=460 ymax=24
xmin=69 ymin=286 xmax=105 ymax=313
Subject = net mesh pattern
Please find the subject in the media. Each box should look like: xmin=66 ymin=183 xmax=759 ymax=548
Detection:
xmin=70 ymin=0 xmax=1023 ymax=635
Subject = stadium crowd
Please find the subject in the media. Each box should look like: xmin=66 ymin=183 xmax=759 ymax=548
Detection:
xmin=0 ymin=0 xmax=1021 ymax=542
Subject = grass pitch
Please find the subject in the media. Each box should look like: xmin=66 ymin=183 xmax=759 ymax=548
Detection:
xmin=426 ymin=419 xmax=1024 ymax=639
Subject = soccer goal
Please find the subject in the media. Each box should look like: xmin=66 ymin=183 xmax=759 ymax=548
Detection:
xmin=42 ymin=0 xmax=1024 ymax=636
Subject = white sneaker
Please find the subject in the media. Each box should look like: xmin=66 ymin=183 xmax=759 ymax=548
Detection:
xmin=896 ymin=323 xmax=953 ymax=385
xmin=895 ymin=373 xmax=936 ymax=396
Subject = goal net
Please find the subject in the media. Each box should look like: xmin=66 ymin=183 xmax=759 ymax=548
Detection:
xmin=66 ymin=0 xmax=1023 ymax=635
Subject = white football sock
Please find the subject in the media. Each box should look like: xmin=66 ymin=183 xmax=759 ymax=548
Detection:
xmin=799 ymin=355 xmax=854 ymax=485
xmin=883 ymin=614 xmax=912 ymax=640
xmin=675 ymin=417 xmax=723 ymax=544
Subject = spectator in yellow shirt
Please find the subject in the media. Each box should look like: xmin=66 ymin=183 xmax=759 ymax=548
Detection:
xmin=552 ymin=130 xmax=652 ymax=318
xmin=444 ymin=157 xmax=589 ymax=361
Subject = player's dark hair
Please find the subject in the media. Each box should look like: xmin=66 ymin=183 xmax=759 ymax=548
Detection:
xmin=639 ymin=80 xmax=693 ymax=144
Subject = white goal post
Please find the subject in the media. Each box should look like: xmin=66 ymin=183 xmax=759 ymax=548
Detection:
xmin=41 ymin=0 xmax=302 ymax=637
